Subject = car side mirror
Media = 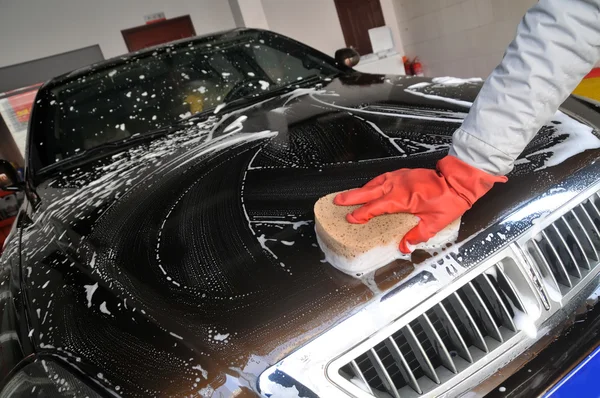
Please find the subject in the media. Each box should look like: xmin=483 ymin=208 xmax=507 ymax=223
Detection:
xmin=335 ymin=48 xmax=361 ymax=68
xmin=0 ymin=160 xmax=22 ymax=192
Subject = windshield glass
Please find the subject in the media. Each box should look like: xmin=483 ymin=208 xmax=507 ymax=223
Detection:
xmin=32 ymin=30 xmax=341 ymax=171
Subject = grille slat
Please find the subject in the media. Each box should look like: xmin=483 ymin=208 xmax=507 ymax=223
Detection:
xmin=403 ymin=324 xmax=440 ymax=384
xmin=558 ymin=216 xmax=591 ymax=270
xmin=462 ymin=282 xmax=503 ymax=342
xmin=476 ymin=273 xmax=517 ymax=332
xmin=577 ymin=204 xmax=600 ymax=246
xmin=367 ymin=348 xmax=402 ymax=398
xmin=433 ymin=303 xmax=473 ymax=364
xmin=447 ymin=292 xmax=488 ymax=353
xmin=418 ymin=313 xmax=457 ymax=374
xmin=350 ymin=360 xmax=374 ymax=395
xmin=530 ymin=239 xmax=562 ymax=294
xmin=496 ymin=262 xmax=528 ymax=313
xmin=586 ymin=197 xmax=600 ymax=223
xmin=569 ymin=209 xmax=599 ymax=262
xmin=549 ymin=223 xmax=582 ymax=279
xmin=540 ymin=230 xmax=573 ymax=288
xmin=384 ymin=337 xmax=422 ymax=394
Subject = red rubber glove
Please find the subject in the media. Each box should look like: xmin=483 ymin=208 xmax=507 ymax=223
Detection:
xmin=334 ymin=155 xmax=507 ymax=253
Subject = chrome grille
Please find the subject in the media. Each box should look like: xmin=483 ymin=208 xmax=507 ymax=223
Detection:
xmin=339 ymin=261 xmax=537 ymax=397
xmin=526 ymin=194 xmax=600 ymax=297
xmin=327 ymin=189 xmax=600 ymax=398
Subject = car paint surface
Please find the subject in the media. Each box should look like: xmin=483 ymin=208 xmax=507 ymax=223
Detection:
xmin=2 ymin=31 xmax=600 ymax=397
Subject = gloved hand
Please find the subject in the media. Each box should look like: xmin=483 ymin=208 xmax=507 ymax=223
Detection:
xmin=334 ymin=155 xmax=507 ymax=253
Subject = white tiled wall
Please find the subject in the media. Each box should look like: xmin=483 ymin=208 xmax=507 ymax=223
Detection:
xmin=395 ymin=0 xmax=536 ymax=78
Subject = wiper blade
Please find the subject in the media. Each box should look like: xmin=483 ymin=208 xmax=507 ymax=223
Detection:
xmin=38 ymin=125 xmax=179 ymax=174
xmin=218 ymin=75 xmax=332 ymax=109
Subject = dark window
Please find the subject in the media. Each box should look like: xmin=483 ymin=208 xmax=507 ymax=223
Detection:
xmin=31 ymin=31 xmax=340 ymax=172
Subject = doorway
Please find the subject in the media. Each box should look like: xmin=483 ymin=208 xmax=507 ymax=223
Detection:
xmin=121 ymin=15 xmax=196 ymax=52
xmin=334 ymin=0 xmax=385 ymax=55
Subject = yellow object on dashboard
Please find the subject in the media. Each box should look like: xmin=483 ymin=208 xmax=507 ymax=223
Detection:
xmin=185 ymin=93 xmax=204 ymax=114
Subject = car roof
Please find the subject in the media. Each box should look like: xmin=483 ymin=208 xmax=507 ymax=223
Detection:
xmin=41 ymin=28 xmax=263 ymax=90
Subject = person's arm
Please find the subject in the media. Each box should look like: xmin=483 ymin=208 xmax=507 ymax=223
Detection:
xmin=451 ymin=0 xmax=600 ymax=175
xmin=336 ymin=0 xmax=600 ymax=252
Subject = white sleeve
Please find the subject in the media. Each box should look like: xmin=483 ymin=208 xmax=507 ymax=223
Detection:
xmin=449 ymin=0 xmax=600 ymax=175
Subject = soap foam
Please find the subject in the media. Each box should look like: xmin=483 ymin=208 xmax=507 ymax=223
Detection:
xmin=317 ymin=221 xmax=459 ymax=277
xmin=431 ymin=76 xmax=483 ymax=86
xmin=317 ymin=231 xmax=407 ymax=277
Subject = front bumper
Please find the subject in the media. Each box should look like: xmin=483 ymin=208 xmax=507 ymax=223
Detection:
xmin=482 ymin=286 xmax=600 ymax=398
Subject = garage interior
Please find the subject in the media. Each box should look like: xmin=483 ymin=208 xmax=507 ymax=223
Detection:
xmin=1 ymin=0 xmax=600 ymax=397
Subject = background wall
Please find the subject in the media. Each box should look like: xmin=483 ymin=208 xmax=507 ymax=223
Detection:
xmin=236 ymin=0 xmax=269 ymax=29
xmin=396 ymin=0 xmax=536 ymax=78
xmin=379 ymin=0 xmax=406 ymax=57
xmin=0 ymin=0 xmax=236 ymax=68
xmin=260 ymin=0 xmax=405 ymax=57
xmin=260 ymin=0 xmax=346 ymax=56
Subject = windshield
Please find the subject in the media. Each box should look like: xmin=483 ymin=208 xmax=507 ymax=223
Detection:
xmin=31 ymin=30 xmax=341 ymax=172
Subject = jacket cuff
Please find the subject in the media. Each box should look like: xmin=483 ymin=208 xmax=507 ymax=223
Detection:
xmin=449 ymin=127 xmax=514 ymax=176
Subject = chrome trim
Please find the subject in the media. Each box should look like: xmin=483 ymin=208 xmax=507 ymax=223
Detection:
xmin=463 ymin=281 xmax=502 ymax=343
xmin=541 ymin=229 xmax=573 ymax=287
xmin=403 ymin=323 xmax=440 ymax=385
xmin=367 ymin=348 xmax=401 ymax=398
xmin=418 ymin=313 xmax=457 ymax=375
xmin=477 ymin=273 xmax=516 ymax=332
xmin=550 ymin=223 xmax=581 ymax=278
xmin=434 ymin=302 xmax=472 ymax=364
xmin=349 ymin=360 xmax=373 ymax=395
xmin=385 ymin=337 xmax=420 ymax=394
xmin=569 ymin=209 xmax=599 ymax=262
xmin=529 ymin=238 xmax=562 ymax=298
xmin=559 ymin=215 xmax=590 ymax=269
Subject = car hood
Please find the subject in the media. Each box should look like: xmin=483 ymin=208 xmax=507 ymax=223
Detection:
xmin=20 ymin=74 xmax=600 ymax=396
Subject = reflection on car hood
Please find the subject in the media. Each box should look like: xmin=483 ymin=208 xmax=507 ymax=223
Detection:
xmin=20 ymin=74 xmax=600 ymax=396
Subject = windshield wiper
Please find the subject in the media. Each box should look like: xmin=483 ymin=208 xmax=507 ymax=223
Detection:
xmin=39 ymin=125 xmax=180 ymax=175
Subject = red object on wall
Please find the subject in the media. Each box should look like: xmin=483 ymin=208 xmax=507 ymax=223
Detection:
xmin=412 ymin=58 xmax=424 ymax=76
xmin=403 ymin=56 xmax=413 ymax=76
xmin=121 ymin=15 xmax=196 ymax=52
xmin=146 ymin=18 xmax=167 ymax=24
xmin=146 ymin=17 xmax=167 ymax=24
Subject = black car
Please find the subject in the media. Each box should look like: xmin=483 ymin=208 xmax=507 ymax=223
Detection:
xmin=1 ymin=28 xmax=600 ymax=398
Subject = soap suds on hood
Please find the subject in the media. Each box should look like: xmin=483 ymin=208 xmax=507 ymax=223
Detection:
xmin=404 ymin=88 xmax=473 ymax=108
xmin=431 ymin=76 xmax=483 ymax=86
xmin=84 ymin=283 xmax=98 ymax=308
xmin=523 ymin=111 xmax=600 ymax=170
xmin=260 ymin=379 xmax=303 ymax=398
